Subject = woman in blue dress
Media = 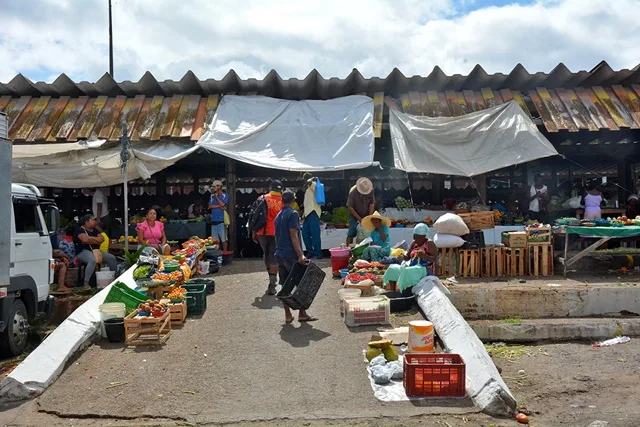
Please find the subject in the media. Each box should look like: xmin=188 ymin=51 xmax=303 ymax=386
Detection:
xmin=361 ymin=211 xmax=392 ymax=262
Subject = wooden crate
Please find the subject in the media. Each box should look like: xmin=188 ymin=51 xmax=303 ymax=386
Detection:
xmin=458 ymin=211 xmax=495 ymax=231
xmin=529 ymin=244 xmax=554 ymax=276
xmin=502 ymin=231 xmax=527 ymax=248
xmin=166 ymin=299 xmax=187 ymax=325
xmin=526 ymin=226 xmax=552 ymax=246
xmin=438 ymin=248 xmax=457 ymax=277
xmin=124 ymin=310 xmax=172 ymax=346
xmin=481 ymin=246 xmax=505 ymax=278
xmin=504 ymin=248 xmax=528 ymax=277
xmin=457 ymin=249 xmax=480 ymax=278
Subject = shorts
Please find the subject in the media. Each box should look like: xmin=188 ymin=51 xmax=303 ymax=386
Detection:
xmin=276 ymin=256 xmax=296 ymax=286
xmin=347 ymin=216 xmax=359 ymax=238
xmin=211 ymin=223 xmax=227 ymax=243
xmin=257 ymin=235 xmax=277 ymax=266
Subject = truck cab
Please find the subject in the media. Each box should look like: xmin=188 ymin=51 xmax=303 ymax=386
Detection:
xmin=1 ymin=183 xmax=58 ymax=356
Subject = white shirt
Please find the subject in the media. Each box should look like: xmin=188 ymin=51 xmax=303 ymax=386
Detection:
xmin=92 ymin=189 xmax=109 ymax=218
xmin=303 ymin=181 xmax=322 ymax=218
xmin=529 ymin=185 xmax=548 ymax=212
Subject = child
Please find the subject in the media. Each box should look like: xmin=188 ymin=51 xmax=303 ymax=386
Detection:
xmin=405 ymin=223 xmax=438 ymax=275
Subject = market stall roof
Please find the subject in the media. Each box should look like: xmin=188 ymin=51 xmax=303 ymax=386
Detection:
xmin=12 ymin=140 xmax=197 ymax=188
xmin=196 ymin=95 xmax=376 ymax=172
xmin=1 ymin=62 xmax=639 ymax=144
xmin=389 ymin=100 xmax=559 ymax=177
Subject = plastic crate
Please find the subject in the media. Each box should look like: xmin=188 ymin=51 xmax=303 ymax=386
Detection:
xmin=186 ymin=278 xmax=215 ymax=294
xmin=344 ymin=296 xmax=390 ymax=327
xmin=276 ymin=261 xmax=326 ymax=310
xmin=182 ymin=283 xmax=206 ymax=315
xmin=103 ymin=283 xmax=147 ymax=314
xmin=403 ymin=353 xmax=466 ymax=398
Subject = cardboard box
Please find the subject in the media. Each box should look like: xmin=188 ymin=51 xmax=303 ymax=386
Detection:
xmin=502 ymin=231 xmax=527 ymax=248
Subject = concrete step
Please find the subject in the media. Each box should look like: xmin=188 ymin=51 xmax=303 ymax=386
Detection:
xmin=449 ymin=277 xmax=640 ymax=319
xmin=470 ymin=317 xmax=640 ymax=343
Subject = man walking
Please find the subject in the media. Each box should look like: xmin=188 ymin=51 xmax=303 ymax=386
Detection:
xmin=209 ymin=180 xmax=229 ymax=251
xmin=346 ymin=177 xmax=375 ymax=246
xmin=253 ymin=180 xmax=283 ymax=295
xmin=275 ymin=191 xmax=317 ymax=323
xmin=302 ymin=174 xmax=322 ymax=259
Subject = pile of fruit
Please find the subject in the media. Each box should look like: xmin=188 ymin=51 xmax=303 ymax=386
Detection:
xmin=395 ymin=197 xmax=413 ymax=209
xmin=167 ymin=287 xmax=187 ymax=301
xmin=391 ymin=219 xmax=410 ymax=227
xmin=173 ymin=246 xmax=200 ymax=257
xmin=119 ymin=235 xmax=139 ymax=244
xmin=365 ymin=339 xmax=398 ymax=362
xmin=347 ymin=272 xmax=378 ymax=283
xmin=152 ymin=271 xmax=182 ymax=282
xmin=137 ymin=299 xmax=167 ymax=316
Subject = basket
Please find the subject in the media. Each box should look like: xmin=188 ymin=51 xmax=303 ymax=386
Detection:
xmin=185 ymin=278 xmax=215 ymax=294
xmin=276 ymin=261 xmax=326 ymax=310
xmin=403 ymin=353 xmax=466 ymax=398
xmin=344 ymin=296 xmax=390 ymax=327
xmin=103 ymin=282 xmax=147 ymax=314
xmin=182 ymin=283 xmax=206 ymax=315
xmin=383 ymin=291 xmax=415 ymax=313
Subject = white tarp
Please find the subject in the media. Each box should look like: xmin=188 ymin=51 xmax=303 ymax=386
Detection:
xmin=12 ymin=140 xmax=197 ymax=188
xmin=197 ymin=95 xmax=375 ymax=171
xmin=390 ymin=100 xmax=558 ymax=176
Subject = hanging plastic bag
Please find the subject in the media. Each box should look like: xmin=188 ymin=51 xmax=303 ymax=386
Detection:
xmin=314 ymin=178 xmax=326 ymax=206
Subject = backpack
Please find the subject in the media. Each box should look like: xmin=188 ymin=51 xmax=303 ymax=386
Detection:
xmin=247 ymin=196 xmax=268 ymax=234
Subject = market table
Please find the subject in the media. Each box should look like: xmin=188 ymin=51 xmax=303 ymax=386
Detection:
xmin=575 ymin=208 xmax=626 ymax=220
xmin=559 ymin=225 xmax=640 ymax=275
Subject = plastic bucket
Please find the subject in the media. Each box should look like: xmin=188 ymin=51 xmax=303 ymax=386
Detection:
xmin=99 ymin=302 xmax=126 ymax=338
xmin=96 ymin=270 xmax=115 ymax=289
xmin=338 ymin=288 xmax=361 ymax=315
xmin=103 ymin=317 xmax=126 ymax=343
xmin=339 ymin=268 xmax=349 ymax=279
xmin=408 ymin=320 xmax=435 ymax=353
xmin=330 ymin=247 xmax=351 ymax=277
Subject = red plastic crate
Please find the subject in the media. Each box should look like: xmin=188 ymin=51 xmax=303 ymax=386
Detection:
xmin=403 ymin=353 xmax=466 ymax=398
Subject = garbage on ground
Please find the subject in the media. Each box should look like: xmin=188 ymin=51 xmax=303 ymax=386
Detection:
xmin=593 ymin=336 xmax=631 ymax=348
xmin=569 ymin=403 xmax=597 ymax=408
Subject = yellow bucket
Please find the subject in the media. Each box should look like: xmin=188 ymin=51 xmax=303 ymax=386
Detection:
xmin=408 ymin=320 xmax=435 ymax=353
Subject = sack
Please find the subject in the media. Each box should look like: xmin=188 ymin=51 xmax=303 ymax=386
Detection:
xmin=433 ymin=213 xmax=469 ymax=236
xmin=563 ymin=196 xmax=584 ymax=209
xmin=433 ymin=233 xmax=465 ymax=248
xmin=92 ymin=249 xmax=103 ymax=264
xmin=247 ymin=196 xmax=267 ymax=234
xmin=356 ymin=223 xmax=371 ymax=243
xmin=224 ymin=210 xmax=230 ymax=226
xmin=314 ymin=179 xmax=326 ymax=206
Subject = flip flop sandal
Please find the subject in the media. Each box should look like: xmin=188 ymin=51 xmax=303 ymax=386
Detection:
xmin=299 ymin=316 xmax=318 ymax=322
xmin=285 ymin=317 xmax=295 ymax=324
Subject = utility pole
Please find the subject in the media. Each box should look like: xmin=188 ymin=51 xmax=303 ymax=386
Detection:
xmin=108 ymin=0 xmax=114 ymax=77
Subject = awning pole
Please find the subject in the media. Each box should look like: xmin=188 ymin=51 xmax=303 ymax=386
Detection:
xmin=120 ymin=119 xmax=131 ymax=252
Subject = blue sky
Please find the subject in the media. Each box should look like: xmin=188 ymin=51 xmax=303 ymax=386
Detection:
xmin=0 ymin=0 xmax=638 ymax=84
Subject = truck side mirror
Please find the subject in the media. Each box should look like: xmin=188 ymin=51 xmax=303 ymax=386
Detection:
xmin=47 ymin=205 xmax=60 ymax=236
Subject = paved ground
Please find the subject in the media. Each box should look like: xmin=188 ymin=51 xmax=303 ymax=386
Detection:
xmin=2 ymin=260 xmax=640 ymax=426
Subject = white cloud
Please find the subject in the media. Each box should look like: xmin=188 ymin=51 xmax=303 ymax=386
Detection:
xmin=0 ymin=0 xmax=638 ymax=84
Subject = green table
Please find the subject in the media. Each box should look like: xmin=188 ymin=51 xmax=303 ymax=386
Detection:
xmin=560 ymin=226 xmax=640 ymax=275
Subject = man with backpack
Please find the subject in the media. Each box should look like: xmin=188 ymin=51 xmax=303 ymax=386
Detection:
xmin=301 ymin=173 xmax=322 ymax=259
xmin=250 ymin=180 xmax=284 ymax=295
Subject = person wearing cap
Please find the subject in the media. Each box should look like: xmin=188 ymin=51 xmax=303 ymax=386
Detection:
xmin=301 ymin=173 xmax=322 ymax=259
xmin=406 ymin=223 xmax=437 ymax=274
xmin=346 ymin=177 xmax=375 ymax=246
xmin=254 ymin=180 xmax=284 ymax=295
xmin=361 ymin=211 xmax=392 ymax=262
xmin=275 ymin=191 xmax=317 ymax=323
xmin=209 ymin=180 xmax=229 ymax=251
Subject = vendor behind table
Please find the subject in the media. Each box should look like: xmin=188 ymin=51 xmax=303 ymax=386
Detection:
xmin=346 ymin=177 xmax=375 ymax=247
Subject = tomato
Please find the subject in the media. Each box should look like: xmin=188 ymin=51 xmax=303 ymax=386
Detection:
xmin=515 ymin=413 xmax=529 ymax=424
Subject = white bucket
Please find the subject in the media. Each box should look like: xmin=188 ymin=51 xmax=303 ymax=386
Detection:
xmin=96 ymin=270 xmax=115 ymax=289
xmin=197 ymin=261 xmax=210 ymax=276
xmin=338 ymin=288 xmax=361 ymax=315
xmin=99 ymin=302 xmax=126 ymax=338
xmin=408 ymin=320 xmax=435 ymax=353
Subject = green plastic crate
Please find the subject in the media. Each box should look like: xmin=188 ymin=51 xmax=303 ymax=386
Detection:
xmin=104 ymin=282 xmax=147 ymax=314
xmin=182 ymin=283 xmax=206 ymax=315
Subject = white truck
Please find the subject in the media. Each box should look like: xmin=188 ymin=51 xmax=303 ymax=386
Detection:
xmin=1 ymin=113 xmax=57 ymax=355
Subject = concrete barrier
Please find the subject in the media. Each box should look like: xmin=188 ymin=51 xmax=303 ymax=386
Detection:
xmin=413 ymin=278 xmax=517 ymax=417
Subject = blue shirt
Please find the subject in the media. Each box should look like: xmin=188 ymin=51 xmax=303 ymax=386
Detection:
xmin=274 ymin=206 xmax=301 ymax=260
xmin=210 ymin=192 xmax=228 ymax=223
xmin=370 ymin=226 xmax=391 ymax=249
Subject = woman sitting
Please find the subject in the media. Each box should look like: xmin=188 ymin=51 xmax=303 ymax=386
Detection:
xmin=361 ymin=211 xmax=392 ymax=262
xmin=136 ymin=208 xmax=171 ymax=255
xmin=73 ymin=214 xmax=118 ymax=290
xmin=405 ymin=223 xmax=438 ymax=275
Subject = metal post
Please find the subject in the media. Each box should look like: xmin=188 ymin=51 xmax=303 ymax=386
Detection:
xmin=0 ymin=134 xmax=11 ymax=288
xmin=120 ymin=119 xmax=130 ymax=251
xmin=108 ymin=0 xmax=114 ymax=78
xmin=226 ymin=158 xmax=237 ymax=251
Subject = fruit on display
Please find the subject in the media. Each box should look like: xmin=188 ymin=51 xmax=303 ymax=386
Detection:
xmin=119 ymin=235 xmax=139 ymax=243
xmin=368 ymin=339 xmax=393 ymax=349
xmin=138 ymin=299 xmax=167 ymax=313
xmin=395 ymin=197 xmax=413 ymax=209
xmin=167 ymin=287 xmax=187 ymax=300
xmin=152 ymin=271 xmax=183 ymax=281
xmin=133 ymin=264 xmax=153 ymax=279
xmin=365 ymin=347 xmax=383 ymax=361
xmin=382 ymin=345 xmax=399 ymax=362
xmin=346 ymin=273 xmax=378 ymax=283
xmin=159 ymin=216 xmax=168 ymax=223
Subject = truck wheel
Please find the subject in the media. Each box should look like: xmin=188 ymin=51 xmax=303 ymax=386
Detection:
xmin=0 ymin=299 xmax=29 ymax=357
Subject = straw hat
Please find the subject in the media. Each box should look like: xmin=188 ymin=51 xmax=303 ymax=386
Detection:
xmin=356 ymin=177 xmax=373 ymax=195
xmin=362 ymin=211 xmax=391 ymax=231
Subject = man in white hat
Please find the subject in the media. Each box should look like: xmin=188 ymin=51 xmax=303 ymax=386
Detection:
xmin=209 ymin=180 xmax=228 ymax=251
xmin=346 ymin=177 xmax=375 ymax=246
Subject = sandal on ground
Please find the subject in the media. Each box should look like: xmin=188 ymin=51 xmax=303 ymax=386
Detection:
xmin=299 ymin=316 xmax=318 ymax=322
xmin=285 ymin=316 xmax=295 ymax=324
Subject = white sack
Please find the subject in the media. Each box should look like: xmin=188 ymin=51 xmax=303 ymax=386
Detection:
xmin=390 ymin=100 xmax=558 ymax=176
xmin=12 ymin=141 xmax=197 ymax=188
xmin=433 ymin=213 xmax=469 ymax=236
xmin=197 ymin=95 xmax=375 ymax=172
xmin=433 ymin=233 xmax=465 ymax=248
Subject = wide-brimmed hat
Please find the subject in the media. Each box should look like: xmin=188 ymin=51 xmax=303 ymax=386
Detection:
xmin=356 ymin=177 xmax=373 ymax=195
xmin=361 ymin=211 xmax=391 ymax=231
